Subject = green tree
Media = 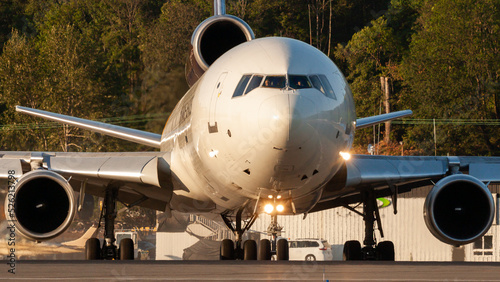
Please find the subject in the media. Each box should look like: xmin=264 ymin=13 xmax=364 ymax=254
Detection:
xmin=37 ymin=24 xmax=107 ymax=151
xmin=0 ymin=0 xmax=156 ymax=152
xmin=400 ymin=0 xmax=500 ymax=155
xmin=0 ymin=0 xmax=31 ymax=52
xmin=335 ymin=16 xmax=404 ymax=147
xmin=139 ymin=0 xmax=209 ymax=133
xmin=0 ymin=30 xmax=48 ymax=150
xmin=247 ymin=0 xmax=309 ymax=40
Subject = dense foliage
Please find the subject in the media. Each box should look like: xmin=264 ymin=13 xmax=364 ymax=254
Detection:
xmin=0 ymin=0 xmax=498 ymax=156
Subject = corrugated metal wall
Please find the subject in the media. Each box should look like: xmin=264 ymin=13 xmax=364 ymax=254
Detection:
xmin=251 ymin=192 xmax=499 ymax=261
xmin=156 ymin=188 xmax=499 ymax=261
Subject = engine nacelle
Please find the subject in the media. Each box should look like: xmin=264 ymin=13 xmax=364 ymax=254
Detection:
xmin=185 ymin=15 xmax=254 ymax=87
xmin=424 ymin=174 xmax=495 ymax=246
xmin=4 ymin=170 xmax=76 ymax=241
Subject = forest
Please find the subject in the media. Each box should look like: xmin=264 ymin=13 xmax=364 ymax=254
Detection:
xmin=0 ymin=0 xmax=499 ymax=156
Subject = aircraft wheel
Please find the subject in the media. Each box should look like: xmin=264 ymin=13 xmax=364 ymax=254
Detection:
xmin=276 ymin=238 xmax=289 ymax=261
xmin=305 ymin=254 xmax=316 ymax=261
xmin=377 ymin=241 xmax=395 ymax=261
xmin=119 ymin=238 xmax=134 ymax=260
xmin=220 ymin=239 xmax=235 ymax=260
xmin=243 ymin=240 xmax=257 ymax=260
xmin=343 ymin=240 xmax=362 ymax=261
xmin=258 ymin=239 xmax=271 ymax=260
xmin=85 ymin=238 xmax=101 ymax=260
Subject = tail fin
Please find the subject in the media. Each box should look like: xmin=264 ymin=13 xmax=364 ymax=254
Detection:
xmin=214 ymin=0 xmax=225 ymax=15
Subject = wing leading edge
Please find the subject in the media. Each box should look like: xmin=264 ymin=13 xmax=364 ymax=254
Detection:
xmin=0 ymin=151 xmax=172 ymax=211
xmin=315 ymin=154 xmax=500 ymax=211
xmin=16 ymin=106 xmax=162 ymax=148
xmin=355 ymin=110 xmax=413 ymax=129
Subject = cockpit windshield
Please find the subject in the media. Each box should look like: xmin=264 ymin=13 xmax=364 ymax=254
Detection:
xmin=262 ymin=76 xmax=286 ymax=88
xmin=232 ymin=73 xmax=337 ymax=100
xmin=289 ymin=75 xmax=312 ymax=89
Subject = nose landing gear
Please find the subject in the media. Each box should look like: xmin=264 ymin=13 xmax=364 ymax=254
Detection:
xmin=219 ymin=207 xmax=289 ymax=261
xmin=267 ymin=212 xmax=288 ymax=261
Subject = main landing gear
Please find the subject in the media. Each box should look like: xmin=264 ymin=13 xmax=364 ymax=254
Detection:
xmin=220 ymin=208 xmax=289 ymax=260
xmin=84 ymin=188 xmax=134 ymax=260
xmin=342 ymin=189 xmax=395 ymax=261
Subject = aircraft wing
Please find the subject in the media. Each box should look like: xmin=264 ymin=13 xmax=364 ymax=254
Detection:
xmin=355 ymin=110 xmax=413 ymax=129
xmin=0 ymin=151 xmax=172 ymax=211
xmin=0 ymin=106 xmax=171 ymax=211
xmin=312 ymin=154 xmax=500 ymax=212
xmin=15 ymin=106 xmax=162 ymax=148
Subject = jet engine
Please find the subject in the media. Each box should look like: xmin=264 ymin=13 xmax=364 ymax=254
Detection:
xmin=424 ymin=174 xmax=495 ymax=246
xmin=185 ymin=14 xmax=254 ymax=87
xmin=5 ymin=170 xmax=76 ymax=241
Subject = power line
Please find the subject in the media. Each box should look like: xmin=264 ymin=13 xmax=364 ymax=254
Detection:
xmin=392 ymin=119 xmax=500 ymax=125
xmin=0 ymin=113 xmax=170 ymax=131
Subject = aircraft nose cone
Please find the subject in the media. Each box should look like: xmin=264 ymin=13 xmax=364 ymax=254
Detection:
xmin=258 ymin=93 xmax=317 ymax=148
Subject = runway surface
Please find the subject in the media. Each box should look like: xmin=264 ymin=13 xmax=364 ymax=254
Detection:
xmin=2 ymin=260 xmax=500 ymax=281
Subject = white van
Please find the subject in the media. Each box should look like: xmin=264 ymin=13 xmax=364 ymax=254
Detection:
xmin=288 ymin=238 xmax=333 ymax=261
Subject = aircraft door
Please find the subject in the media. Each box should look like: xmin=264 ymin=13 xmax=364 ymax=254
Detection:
xmin=208 ymin=72 xmax=228 ymax=133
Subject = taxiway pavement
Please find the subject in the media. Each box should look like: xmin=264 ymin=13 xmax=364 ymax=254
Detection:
xmin=2 ymin=260 xmax=500 ymax=281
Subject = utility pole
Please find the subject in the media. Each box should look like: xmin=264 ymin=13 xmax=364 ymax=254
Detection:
xmin=308 ymin=4 xmax=312 ymax=45
xmin=433 ymin=118 xmax=437 ymax=156
xmin=381 ymin=77 xmax=391 ymax=144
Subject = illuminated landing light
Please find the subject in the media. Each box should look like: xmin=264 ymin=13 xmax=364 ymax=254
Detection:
xmin=264 ymin=204 xmax=274 ymax=214
xmin=276 ymin=204 xmax=284 ymax=212
xmin=272 ymin=115 xmax=279 ymax=120
xmin=268 ymin=195 xmax=273 ymax=199
xmin=276 ymin=195 xmax=282 ymax=199
xmin=339 ymin=151 xmax=351 ymax=161
xmin=209 ymin=150 xmax=219 ymax=158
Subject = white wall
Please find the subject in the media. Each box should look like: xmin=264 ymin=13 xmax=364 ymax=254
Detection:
xmin=156 ymin=193 xmax=499 ymax=261
xmin=252 ymin=195 xmax=499 ymax=261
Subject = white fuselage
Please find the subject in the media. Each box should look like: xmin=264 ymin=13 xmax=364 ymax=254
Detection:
xmin=161 ymin=37 xmax=356 ymax=216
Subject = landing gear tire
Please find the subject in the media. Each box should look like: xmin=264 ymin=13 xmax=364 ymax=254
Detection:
xmin=258 ymin=239 xmax=271 ymax=260
xmin=305 ymin=254 xmax=316 ymax=261
xmin=343 ymin=240 xmax=362 ymax=261
xmin=376 ymin=241 xmax=395 ymax=261
xmin=243 ymin=240 xmax=257 ymax=260
xmin=220 ymin=239 xmax=235 ymax=260
xmin=85 ymin=238 xmax=101 ymax=260
xmin=119 ymin=238 xmax=134 ymax=260
xmin=276 ymin=238 xmax=289 ymax=261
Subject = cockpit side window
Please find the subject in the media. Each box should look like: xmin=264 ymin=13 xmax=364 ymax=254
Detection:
xmin=262 ymin=76 xmax=286 ymax=88
xmin=309 ymin=75 xmax=325 ymax=94
xmin=289 ymin=75 xmax=312 ymax=89
xmin=318 ymin=74 xmax=337 ymax=100
xmin=232 ymin=75 xmax=252 ymax=98
xmin=244 ymin=75 xmax=263 ymax=94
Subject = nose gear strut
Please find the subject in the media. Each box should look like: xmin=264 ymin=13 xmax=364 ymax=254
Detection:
xmin=219 ymin=206 xmax=289 ymax=260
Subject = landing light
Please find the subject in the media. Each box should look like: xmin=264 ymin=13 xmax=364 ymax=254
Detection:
xmin=264 ymin=204 xmax=274 ymax=214
xmin=339 ymin=151 xmax=351 ymax=161
xmin=276 ymin=204 xmax=284 ymax=212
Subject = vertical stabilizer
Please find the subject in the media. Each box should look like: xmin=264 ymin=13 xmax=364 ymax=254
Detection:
xmin=214 ymin=0 xmax=225 ymax=15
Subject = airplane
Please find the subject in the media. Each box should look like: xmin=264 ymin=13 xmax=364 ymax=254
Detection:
xmin=1 ymin=0 xmax=498 ymax=261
